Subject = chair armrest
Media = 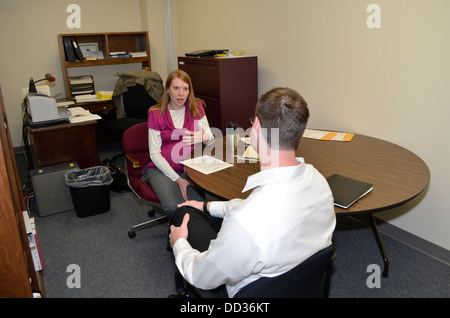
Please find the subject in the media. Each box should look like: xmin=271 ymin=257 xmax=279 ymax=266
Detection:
xmin=125 ymin=153 xmax=140 ymax=169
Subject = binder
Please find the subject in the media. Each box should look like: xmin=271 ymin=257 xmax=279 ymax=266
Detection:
xmin=63 ymin=37 xmax=76 ymax=61
xmin=63 ymin=37 xmax=85 ymax=61
xmin=71 ymin=37 xmax=84 ymax=61
xmin=326 ymin=174 xmax=373 ymax=209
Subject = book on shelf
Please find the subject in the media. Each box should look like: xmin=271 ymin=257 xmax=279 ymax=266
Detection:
xmin=326 ymin=174 xmax=373 ymax=209
xmin=22 ymin=212 xmax=43 ymax=271
xmin=110 ymin=51 xmax=131 ymax=58
xmin=130 ymin=51 xmax=148 ymax=57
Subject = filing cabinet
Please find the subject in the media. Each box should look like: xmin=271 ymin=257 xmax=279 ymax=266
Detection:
xmin=178 ymin=56 xmax=258 ymax=132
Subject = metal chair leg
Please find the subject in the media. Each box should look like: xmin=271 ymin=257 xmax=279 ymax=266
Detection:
xmin=128 ymin=206 xmax=168 ymax=238
xmin=369 ymin=213 xmax=389 ymax=277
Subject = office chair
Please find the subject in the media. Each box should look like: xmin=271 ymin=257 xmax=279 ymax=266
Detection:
xmin=109 ymin=71 xmax=163 ymax=139
xmin=177 ymin=244 xmax=336 ymax=298
xmin=122 ymin=122 xmax=168 ymax=238
xmin=233 ymin=245 xmax=336 ymax=298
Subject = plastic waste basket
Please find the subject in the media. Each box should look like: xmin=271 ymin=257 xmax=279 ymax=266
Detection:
xmin=65 ymin=166 xmax=113 ymax=218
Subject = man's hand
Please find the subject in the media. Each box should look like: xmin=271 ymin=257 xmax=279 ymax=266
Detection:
xmin=177 ymin=200 xmax=204 ymax=211
xmin=169 ymin=213 xmax=190 ymax=248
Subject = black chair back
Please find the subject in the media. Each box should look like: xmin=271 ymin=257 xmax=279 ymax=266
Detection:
xmin=122 ymin=84 xmax=157 ymax=119
xmin=234 ymin=245 xmax=335 ymax=298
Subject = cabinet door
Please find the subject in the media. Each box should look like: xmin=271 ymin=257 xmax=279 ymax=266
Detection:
xmin=198 ymin=94 xmax=221 ymax=131
xmin=178 ymin=59 xmax=220 ymax=97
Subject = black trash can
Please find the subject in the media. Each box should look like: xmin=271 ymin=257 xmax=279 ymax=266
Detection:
xmin=65 ymin=166 xmax=113 ymax=218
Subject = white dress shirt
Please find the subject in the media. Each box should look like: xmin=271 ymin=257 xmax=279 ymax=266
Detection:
xmin=172 ymin=158 xmax=336 ymax=297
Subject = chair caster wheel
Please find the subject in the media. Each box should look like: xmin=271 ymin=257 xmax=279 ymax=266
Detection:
xmin=128 ymin=231 xmax=136 ymax=238
xmin=148 ymin=209 xmax=155 ymax=217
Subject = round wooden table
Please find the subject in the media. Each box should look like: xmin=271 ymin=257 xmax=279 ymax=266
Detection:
xmin=184 ymin=134 xmax=430 ymax=276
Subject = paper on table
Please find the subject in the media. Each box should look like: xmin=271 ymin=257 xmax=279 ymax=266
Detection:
xmin=236 ymin=145 xmax=259 ymax=161
xmin=303 ymin=129 xmax=354 ymax=141
xmin=181 ymin=155 xmax=233 ymax=175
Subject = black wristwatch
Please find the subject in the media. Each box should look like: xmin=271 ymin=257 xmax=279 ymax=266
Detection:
xmin=203 ymin=201 xmax=208 ymax=213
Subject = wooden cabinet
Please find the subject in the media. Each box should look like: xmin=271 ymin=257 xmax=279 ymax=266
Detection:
xmin=178 ymin=56 xmax=258 ymax=132
xmin=58 ymin=32 xmax=151 ymax=99
xmin=28 ymin=121 xmax=100 ymax=169
xmin=0 ymin=85 xmax=45 ymax=297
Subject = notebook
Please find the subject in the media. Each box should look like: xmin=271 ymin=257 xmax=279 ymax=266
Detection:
xmin=326 ymin=174 xmax=373 ymax=209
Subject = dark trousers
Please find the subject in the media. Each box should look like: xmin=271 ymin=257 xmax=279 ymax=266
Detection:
xmin=171 ymin=206 xmax=228 ymax=298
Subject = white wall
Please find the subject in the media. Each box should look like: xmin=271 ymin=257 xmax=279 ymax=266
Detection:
xmin=169 ymin=0 xmax=450 ymax=250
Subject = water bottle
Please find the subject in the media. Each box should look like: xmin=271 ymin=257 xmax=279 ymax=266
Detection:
xmin=226 ymin=121 xmax=238 ymax=160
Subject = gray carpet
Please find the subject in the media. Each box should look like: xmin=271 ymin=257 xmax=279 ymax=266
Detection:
xmin=17 ymin=143 xmax=450 ymax=298
xmin=34 ymin=191 xmax=175 ymax=298
xmin=34 ymin=207 xmax=449 ymax=298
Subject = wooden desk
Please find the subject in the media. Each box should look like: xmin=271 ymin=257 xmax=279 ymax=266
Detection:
xmin=184 ymin=134 xmax=430 ymax=276
xmin=28 ymin=120 xmax=100 ymax=169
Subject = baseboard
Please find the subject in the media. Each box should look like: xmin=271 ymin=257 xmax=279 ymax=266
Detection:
xmin=374 ymin=217 xmax=450 ymax=266
xmin=14 ymin=145 xmax=26 ymax=155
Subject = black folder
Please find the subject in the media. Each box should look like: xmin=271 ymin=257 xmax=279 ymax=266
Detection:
xmin=326 ymin=174 xmax=373 ymax=209
xmin=71 ymin=37 xmax=84 ymax=61
xmin=185 ymin=49 xmax=228 ymax=57
xmin=63 ymin=37 xmax=76 ymax=62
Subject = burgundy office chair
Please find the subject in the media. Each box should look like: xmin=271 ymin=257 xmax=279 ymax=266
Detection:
xmin=122 ymin=122 xmax=168 ymax=238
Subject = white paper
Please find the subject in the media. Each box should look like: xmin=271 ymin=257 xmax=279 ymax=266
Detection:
xmin=66 ymin=106 xmax=101 ymax=123
xmin=181 ymin=155 xmax=233 ymax=175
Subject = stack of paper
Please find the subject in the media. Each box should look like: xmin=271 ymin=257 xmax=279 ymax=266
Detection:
xmin=74 ymin=94 xmax=100 ymax=103
xmin=67 ymin=107 xmax=101 ymax=123
xmin=303 ymin=129 xmax=354 ymax=141
xmin=130 ymin=51 xmax=148 ymax=57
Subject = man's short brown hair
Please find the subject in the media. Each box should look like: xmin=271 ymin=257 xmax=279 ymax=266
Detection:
xmin=255 ymin=87 xmax=309 ymax=150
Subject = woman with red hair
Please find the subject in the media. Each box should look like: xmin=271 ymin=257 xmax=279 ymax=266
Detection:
xmin=143 ymin=70 xmax=214 ymax=217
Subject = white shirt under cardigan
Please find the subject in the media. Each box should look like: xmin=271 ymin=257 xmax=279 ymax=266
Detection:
xmin=172 ymin=158 xmax=336 ymax=297
xmin=148 ymin=108 xmax=214 ymax=181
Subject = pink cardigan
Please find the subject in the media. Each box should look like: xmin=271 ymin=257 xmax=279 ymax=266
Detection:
xmin=147 ymin=101 xmax=205 ymax=172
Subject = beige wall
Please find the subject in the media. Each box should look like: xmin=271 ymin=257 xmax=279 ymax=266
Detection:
xmin=169 ymin=0 xmax=450 ymax=250
xmin=0 ymin=0 xmax=157 ymax=148
xmin=0 ymin=0 xmax=448 ymax=250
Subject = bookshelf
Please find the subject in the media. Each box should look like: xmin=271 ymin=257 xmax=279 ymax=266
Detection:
xmin=0 ymin=84 xmax=45 ymax=297
xmin=58 ymin=32 xmax=151 ymax=99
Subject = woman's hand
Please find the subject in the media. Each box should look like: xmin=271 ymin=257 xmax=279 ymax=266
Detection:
xmin=182 ymin=128 xmax=207 ymax=145
xmin=175 ymin=177 xmax=192 ymax=201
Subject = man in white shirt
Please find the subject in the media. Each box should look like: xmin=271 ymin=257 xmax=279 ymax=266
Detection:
xmin=169 ymin=87 xmax=336 ymax=298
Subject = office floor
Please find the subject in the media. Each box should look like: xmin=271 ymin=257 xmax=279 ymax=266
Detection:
xmin=15 ymin=143 xmax=450 ymax=298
